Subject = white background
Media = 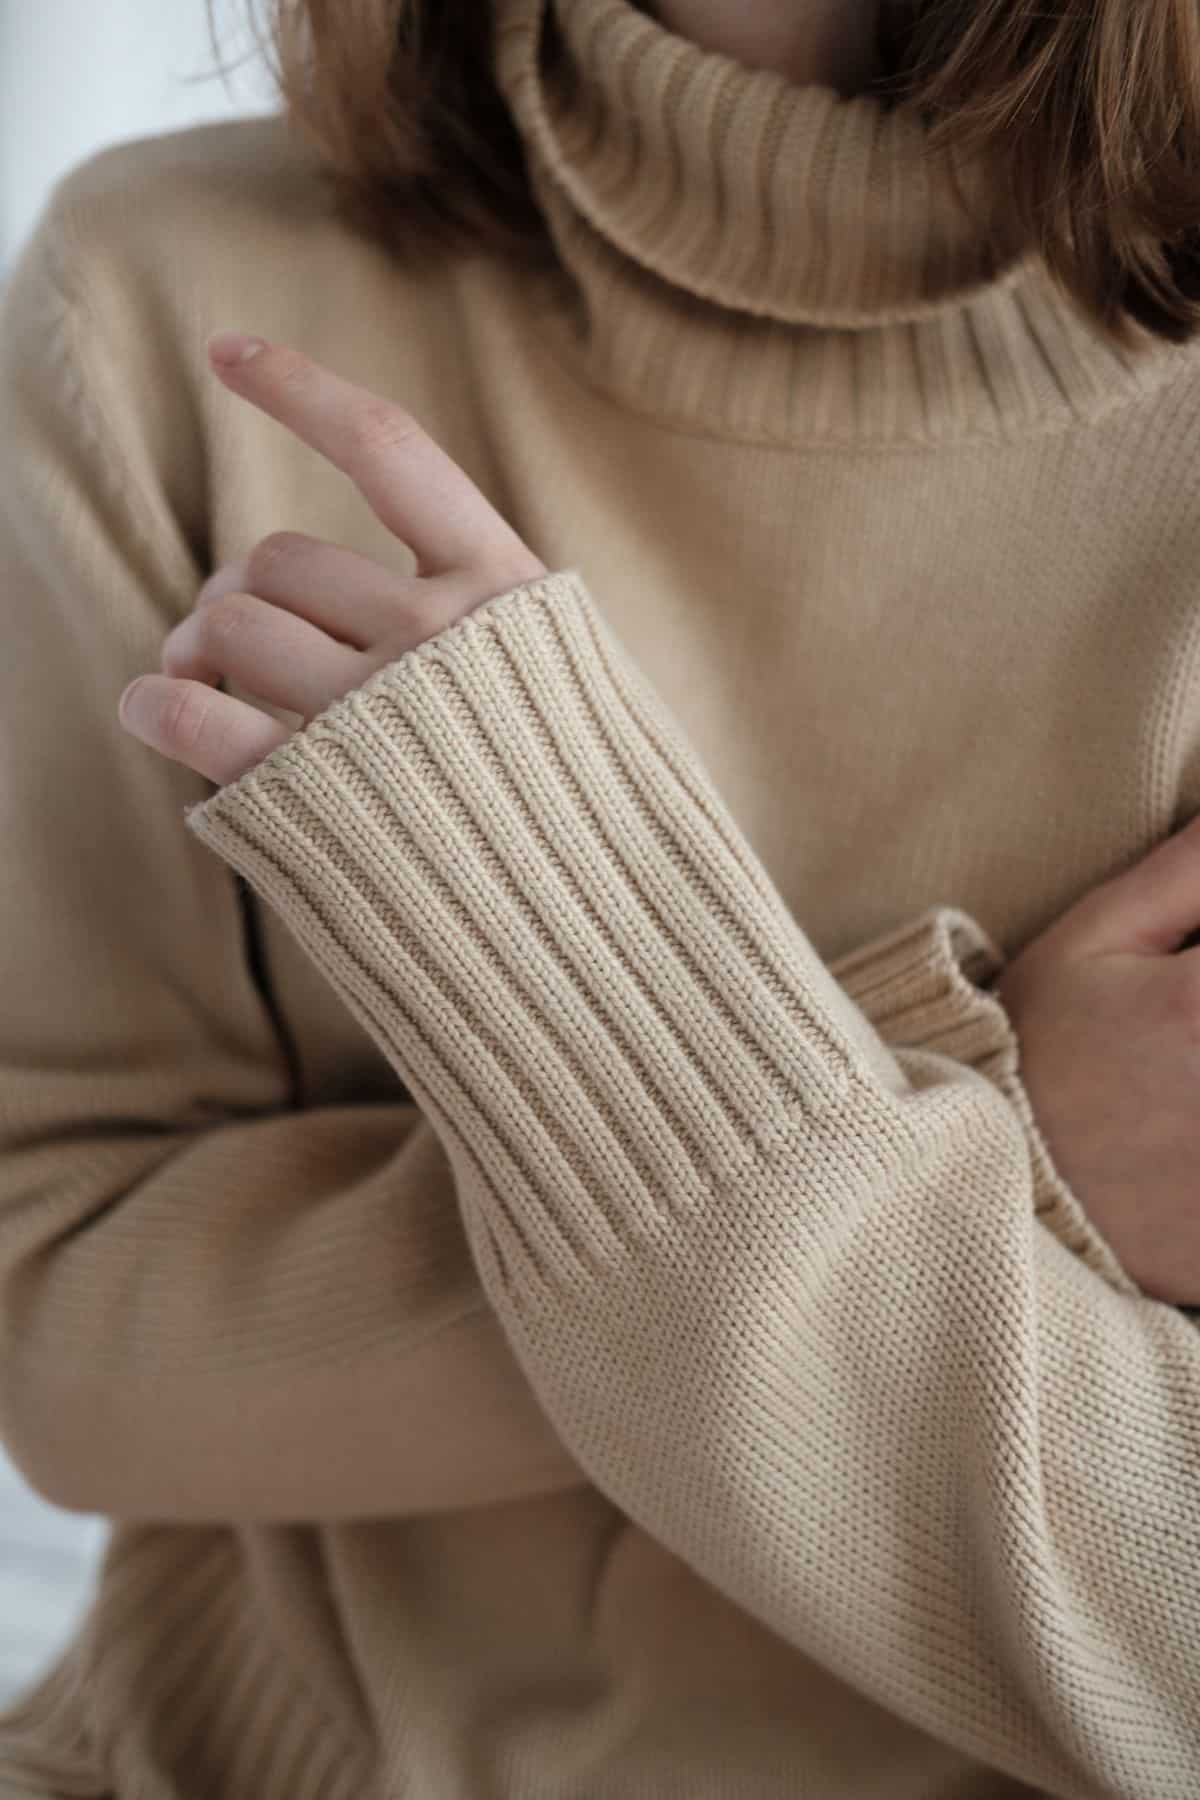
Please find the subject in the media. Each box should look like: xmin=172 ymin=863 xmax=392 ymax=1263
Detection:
xmin=0 ymin=0 xmax=277 ymax=1705
xmin=0 ymin=0 xmax=277 ymax=270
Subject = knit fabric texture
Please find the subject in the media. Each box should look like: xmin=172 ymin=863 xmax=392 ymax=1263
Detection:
xmin=3 ymin=0 xmax=1200 ymax=1795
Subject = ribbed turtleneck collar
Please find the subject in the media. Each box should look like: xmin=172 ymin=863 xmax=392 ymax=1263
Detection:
xmin=492 ymin=0 xmax=1181 ymax=444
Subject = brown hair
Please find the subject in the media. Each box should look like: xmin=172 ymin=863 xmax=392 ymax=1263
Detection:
xmin=206 ymin=0 xmax=1200 ymax=344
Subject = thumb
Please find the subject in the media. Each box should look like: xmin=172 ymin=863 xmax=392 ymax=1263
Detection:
xmin=1060 ymin=811 xmax=1200 ymax=958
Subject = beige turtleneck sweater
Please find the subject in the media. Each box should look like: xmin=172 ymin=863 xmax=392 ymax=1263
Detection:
xmin=4 ymin=1 xmax=1200 ymax=1794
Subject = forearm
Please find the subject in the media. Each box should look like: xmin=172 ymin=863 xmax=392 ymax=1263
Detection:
xmin=2 ymin=1101 xmax=580 ymax=1520
xmin=185 ymin=567 xmax=1200 ymax=1793
xmin=7 ymin=914 xmax=1000 ymax=1523
xmin=0 ymin=210 xmax=579 ymax=1526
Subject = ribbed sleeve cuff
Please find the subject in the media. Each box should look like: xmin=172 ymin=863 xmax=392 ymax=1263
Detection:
xmin=184 ymin=567 xmax=1137 ymax=1301
xmin=184 ymin=569 xmax=872 ymax=1287
xmin=830 ymin=907 xmax=1008 ymax=1077
xmin=830 ymin=907 xmax=1140 ymax=1295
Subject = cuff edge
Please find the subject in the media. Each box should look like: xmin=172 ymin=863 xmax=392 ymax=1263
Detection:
xmin=183 ymin=567 xmax=586 ymax=836
xmin=831 ymin=905 xmax=1008 ymax=1065
xmin=832 ymin=906 xmax=1144 ymax=1300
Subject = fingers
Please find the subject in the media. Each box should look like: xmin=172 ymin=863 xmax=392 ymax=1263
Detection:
xmin=118 ymin=675 xmax=293 ymax=789
xmin=197 ymin=531 xmax=470 ymax=649
xmin=1063 ymin=810 xmax=1200 ymax=959
xmin=162 ymin=588 xmax=370 ymax=720
xmin=206 ymin=334 xmax=543 ymax=583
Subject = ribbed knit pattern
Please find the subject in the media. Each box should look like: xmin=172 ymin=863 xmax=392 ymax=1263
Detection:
xmin=491 ymin=0 xmax=1186 ymax=443
xmin=180 ymin=564 xmax=1200 ymax=1798
xmin=831 ymin=907 xmax=1139 ymax=1293
xmin=4 ymin=0 xmax=1200 ymax=1793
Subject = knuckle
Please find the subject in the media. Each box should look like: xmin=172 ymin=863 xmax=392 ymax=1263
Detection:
xmin=163 ymin=682 xmax=212 ymax=753
xmin=198 ymin=596 xmax=249 ymax=650
xmin=245 ymin=530 xmax=302 ymax=587
xmin=349 ymin=400 xmax=418 ymax=458
xmin=489 ymin=549 xmax=547 ymax=591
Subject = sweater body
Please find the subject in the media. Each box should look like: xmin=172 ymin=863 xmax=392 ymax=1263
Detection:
xmin=54 ymin=115 xmax=1200 ymax=1108
xmin=180 ymin=182 xmax=1200 ymax=1113
xmin=3 ymin=5 xmax=1200 ymax=1794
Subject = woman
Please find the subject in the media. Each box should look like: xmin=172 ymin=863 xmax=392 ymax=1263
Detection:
xmin=2 ymin=0 xmax=1200 ymax=1794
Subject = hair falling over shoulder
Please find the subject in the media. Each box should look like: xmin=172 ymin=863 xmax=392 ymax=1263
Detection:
xmin=208 ymin=0 xmax=1200 ymax=345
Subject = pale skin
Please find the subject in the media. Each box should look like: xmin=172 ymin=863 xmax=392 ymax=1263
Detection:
xmin=643 ymin=0 xmax=883 ymax=93
xmin=117 ymin=0 xmax=1200 ymax=1309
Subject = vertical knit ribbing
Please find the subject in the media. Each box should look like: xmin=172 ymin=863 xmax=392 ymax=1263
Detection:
xmin=181 ymin=558 xmax=1200 ymax=1794
xmin=0 ymin=1529 xmax=374 ymax=1800
xmin=6 ymin=0 xmax=1200 ymax=1791
xmin=493 ymin=0 xmax=1184 ymax=444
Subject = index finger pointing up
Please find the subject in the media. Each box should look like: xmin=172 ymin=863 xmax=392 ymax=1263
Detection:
xmin=206 ymin=332 xmax=538 ymax=580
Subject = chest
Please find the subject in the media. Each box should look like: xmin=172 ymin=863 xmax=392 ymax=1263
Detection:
xmin=208 ymin=315 xmax=1200 ymax=1107
xmin=476 ymin=369 xmax=1194 ymax=969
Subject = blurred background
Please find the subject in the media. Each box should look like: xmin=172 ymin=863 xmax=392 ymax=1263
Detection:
xmin=0 ymin=0 xmax=277 ymax=1705
xmin=1 ymin=0 xmax=276 ymax=271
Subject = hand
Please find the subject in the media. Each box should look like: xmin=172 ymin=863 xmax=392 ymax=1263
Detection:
xmin=117 ymin=331 xmax=546 ymax=786
xmin=993 ymin=812 xmax=1200 ymax=1305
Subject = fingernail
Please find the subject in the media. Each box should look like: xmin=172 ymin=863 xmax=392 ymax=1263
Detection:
xmin=119 ymin=677 xmax=146 ymax=723
xmin=207 ymin=330 xmax=268 ymax=367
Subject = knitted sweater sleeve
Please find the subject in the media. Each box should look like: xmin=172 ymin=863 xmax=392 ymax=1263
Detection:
xmin=186 ymin=568 xmax=1200 ymax=1800
xmin=0 ymin=190 xmax=1038 ymax=1535
xmin=0 ymin=196 xmax=586 ymax=1522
